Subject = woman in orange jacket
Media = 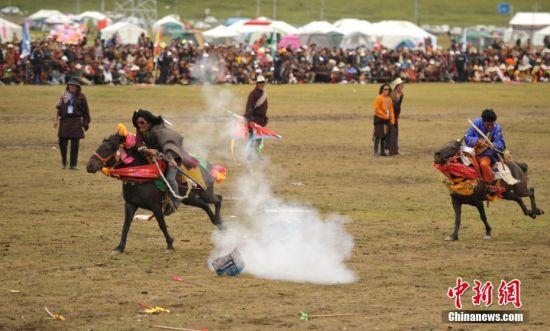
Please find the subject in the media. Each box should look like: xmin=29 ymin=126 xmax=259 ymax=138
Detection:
xmin=373 ymin=83 xmax=395 ymax=156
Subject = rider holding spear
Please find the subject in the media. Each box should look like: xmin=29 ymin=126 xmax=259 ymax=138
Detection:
xmin=464 ymin=109 xmax=505 ymax=183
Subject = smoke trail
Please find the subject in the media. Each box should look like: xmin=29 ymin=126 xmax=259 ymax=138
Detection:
xmin=188 ymin=53 xmax=357 ymax=284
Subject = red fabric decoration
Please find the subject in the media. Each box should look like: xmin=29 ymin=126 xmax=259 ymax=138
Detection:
xmin=108 ymin=160 xmax=166 ymax=181
xmin=434 ymin=161 xmax=480 ymax=179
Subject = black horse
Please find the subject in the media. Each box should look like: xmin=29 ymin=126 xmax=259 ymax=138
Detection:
xmin=87 ymin=133 xmax=225 ymax=255
xmin=435 ymin=141 xmax=543 ymax=240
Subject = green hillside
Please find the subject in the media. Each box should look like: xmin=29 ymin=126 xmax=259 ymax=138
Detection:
xmin=1 ymin=0 xmax=549 ymax=27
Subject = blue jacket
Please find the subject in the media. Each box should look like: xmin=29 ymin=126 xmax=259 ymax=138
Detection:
xmin=464 ymin=118 xmax=505 ymax=161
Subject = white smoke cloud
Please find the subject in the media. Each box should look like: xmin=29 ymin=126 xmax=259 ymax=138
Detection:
xmin=210 ymin=163 xmax=357 ymax=284
xmin=186 ymin=54 xmax=357 ymax=284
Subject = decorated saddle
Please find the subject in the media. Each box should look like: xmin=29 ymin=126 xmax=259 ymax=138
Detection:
xmin=434 ymin=139 xmax=515 ymax=199
xmin=101 ymin=124 xmax=227 ymax=187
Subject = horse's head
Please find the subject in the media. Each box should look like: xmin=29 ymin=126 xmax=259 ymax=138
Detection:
xmin=87 ymin=133 xmax=125 ymax=173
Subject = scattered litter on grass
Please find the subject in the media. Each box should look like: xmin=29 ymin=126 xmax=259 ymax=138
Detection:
xmin=153 ymin=325 xmax=208 ymax=331
xmin=44 ymin=307 xmax=66 ymax=321
xmin=138 ymin=302 xmax=170 ymax=314
xmin=171 ymin=275 xmax=207 ymax=286
xmin=299 ymin=311 xmax=353 ymax=321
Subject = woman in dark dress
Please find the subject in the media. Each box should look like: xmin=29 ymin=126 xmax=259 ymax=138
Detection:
xmin=54 ymin=77 xmax=90 ymax=170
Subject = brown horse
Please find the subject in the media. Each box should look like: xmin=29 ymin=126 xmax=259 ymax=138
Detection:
xmin=444 ymin=160 xmax=543 ymax=241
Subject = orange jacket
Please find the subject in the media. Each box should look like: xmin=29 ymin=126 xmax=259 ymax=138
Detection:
xmin=373 ymin=94 xmax=395 ymax=124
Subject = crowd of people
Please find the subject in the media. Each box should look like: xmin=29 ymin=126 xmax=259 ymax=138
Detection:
xmin=1 ymin=32 xmax=549 ymax=85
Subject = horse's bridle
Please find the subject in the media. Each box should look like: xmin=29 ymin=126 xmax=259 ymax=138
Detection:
xmin=93 ymin=140 xmax=121 ymax=167
xmin=94 ymin=151 xmax=116 ymax=165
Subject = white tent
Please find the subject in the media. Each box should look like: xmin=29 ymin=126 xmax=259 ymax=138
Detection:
xmin=29 ymin=9 xmax=64 ymax=29
xmin=203 ymin=25 xmax=239 ymax=42
xmin=101 ymin=22 xmax=146 ymax=44
xmin=367 ymin=20 xmax=436 ymax=49
xmin=533 ymin=25 xmax=550 ymax=46
xmin=153 ymin=15 xmax=185 ymax=34
xmin=333 ymin=18 xmax=371 ymax=35
xmin=29 ymin=9 xmax=63 ymax=20
xmin=228 ymin=17 xmax=297 ymax=35
xmin=76 ymin=11 xmax=109 ymax=23
xmin=340 ymin=31 xmax=375 ymax=49
xmin=44 ymin=13 xmax=72 ymax=25
xmin=510 ymin=12 xmax=550 ymax=29
xmin=298 ymin=21 xmax=339 ymax=34
xmin=0 ymin=17 xmax=22 ymax=42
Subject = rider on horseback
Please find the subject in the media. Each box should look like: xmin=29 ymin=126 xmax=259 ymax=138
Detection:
xmin=132 ymin=109 xmax=198 ymax=215
xmin=464 ymin=109 xmax=505 ymax=184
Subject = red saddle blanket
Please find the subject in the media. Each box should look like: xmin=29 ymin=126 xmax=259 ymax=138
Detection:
xmin=434 ymin=159 xmax=479 ymax=179
xmin=103 ymin=160 xmax=166 ymax=181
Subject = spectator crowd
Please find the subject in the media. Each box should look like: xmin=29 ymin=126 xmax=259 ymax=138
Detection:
xmin=1 ymin=32 xmax=549 ymax=85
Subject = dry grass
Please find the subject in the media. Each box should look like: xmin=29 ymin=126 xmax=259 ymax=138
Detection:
xmin=0 ymin=83 xmax=549 ymax=330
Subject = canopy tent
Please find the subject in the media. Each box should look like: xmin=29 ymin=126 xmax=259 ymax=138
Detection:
xmin=203 ymin=25 xmax=239 ymax=44
xmin=533 ymin=25 xmax=550 ymax=46
xmin=510 ymin=12 xmax=550 ymax=29
xmin=101 ymin=22 xmax=146 ymax=44
xmin=228 ymin=18 xmax=297 ymax=35
xmin=29 ymin=9 xmax=63 ymax=20
xmin=367 ymin=20 xmax=436 ymax=49
xmin=298 ymin=21 xmax=338 ymax=34
xmin=76 ymin=11 xmax=108 ymax=23
xmin=153 ymin=15 xmax=185 ymax=36
xmin=0 ymin=17 xmax=22 ymax=42
xmin=340 ymin=31 xmax=374 ymax=49
xmin=44 ymin=13 xmax=72 ymax=25
xmin=333 ymin=18 xmax=371 ymax=35
xmin=298 ymin=33 xmax=336 ymax=49
xmin=227 ymin=17 xmax=297 ymax=45
xmin=28 ymin=9 xmax=64 ymax=30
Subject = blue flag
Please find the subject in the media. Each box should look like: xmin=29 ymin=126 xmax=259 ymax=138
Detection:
xmin=20 ymin=19 xmax=31 ymax=58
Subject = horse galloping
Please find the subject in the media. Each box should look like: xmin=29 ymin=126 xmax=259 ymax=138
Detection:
xmin=87 ymin=132 xmax=225 ymax=255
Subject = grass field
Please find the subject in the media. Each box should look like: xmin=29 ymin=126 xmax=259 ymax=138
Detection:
xmin=1 ymin=0 xmax=550 ymax=27
xmin=0 ymin=83 xmax=549 ymax=330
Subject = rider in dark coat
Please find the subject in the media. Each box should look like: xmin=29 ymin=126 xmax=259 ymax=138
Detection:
xmin=132 ymin=109 xmax=198 ymax=214
xmin=54 ymin=77 xmax=90 ymax=169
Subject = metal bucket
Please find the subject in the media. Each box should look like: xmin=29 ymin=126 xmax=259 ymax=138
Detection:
xmin=211 ymin=248 xmax=245 ymax=276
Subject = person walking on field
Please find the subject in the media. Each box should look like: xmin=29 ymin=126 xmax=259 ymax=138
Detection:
xmin=54 ymin=77 xmax=91 ymax=170
xmin=373 ymin=83 xmax=395 ymax=157
xmin=389 ymin=78 xmax=405 ymax=155
xmin=244 ymin=75 xmax=269 ymax=160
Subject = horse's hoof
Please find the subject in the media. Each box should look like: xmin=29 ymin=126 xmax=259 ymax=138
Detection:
xmin=111 ymin=249 xmax=123 ymax=256
xmin=216 ymin=223 xmax=227 ymax=231
xmin=164 ymin=248 xmax=175 ymax=254
xmin=483 ymin=235 xmax=492 ymax=240
xmin=445 ymin=236 xmax=458 ymax=241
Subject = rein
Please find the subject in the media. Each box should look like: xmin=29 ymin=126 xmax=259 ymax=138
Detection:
xmin=94 ymin=151 xmax=118 ymax=166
